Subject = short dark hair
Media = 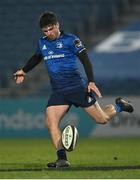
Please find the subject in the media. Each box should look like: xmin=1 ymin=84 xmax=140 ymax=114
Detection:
xmin=39 ymin=11 xmax=58 ymax=28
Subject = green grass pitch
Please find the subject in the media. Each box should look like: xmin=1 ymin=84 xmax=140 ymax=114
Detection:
xmin=0 ymin=137 xmax=140 ymax=179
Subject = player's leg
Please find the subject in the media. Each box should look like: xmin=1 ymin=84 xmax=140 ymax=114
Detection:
xmin=46 ymin=105 xmax=69 ymax=149
xmin=45 ymin=105 xmax=70 ymax=168
xmin=84 ymin=101 xmax=116 ymax=124
xmin=84 ymin=97 xmax=134 ymax=124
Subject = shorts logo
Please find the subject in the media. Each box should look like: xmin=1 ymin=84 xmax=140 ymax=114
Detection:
xmin=56 ymin=42 xmax=63 ymax=48
xmin=88 ymin=97 xmax=92 ymax=103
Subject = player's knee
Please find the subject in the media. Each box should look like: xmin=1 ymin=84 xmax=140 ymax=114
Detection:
xmin=46 ymin=118 xmax=52 ymax=130
xmin=45 ymin=118 xmax=50 ymax=129
xmin=45 ymin=110 xmax=53 ymax=130
xmin=45 ymin=117 xmax=57 ymax=132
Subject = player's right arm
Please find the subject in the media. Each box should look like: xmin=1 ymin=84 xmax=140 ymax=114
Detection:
xmin=69 ymin=34 xmax=102 ymax=98
xmin=14 ymin=53 xmax=43 ymax=84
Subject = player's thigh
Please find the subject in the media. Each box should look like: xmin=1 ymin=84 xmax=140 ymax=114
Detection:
xmin=46 ymin=105 xmax=70 ymax=127
xmin=84 ymin=101 xmax=109 ymax=123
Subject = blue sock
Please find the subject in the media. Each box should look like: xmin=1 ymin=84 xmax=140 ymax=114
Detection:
xmin=57 ymin=149 xmax=67 ymax=160
xmin=115 ymin=104 xmax=122 ymax=112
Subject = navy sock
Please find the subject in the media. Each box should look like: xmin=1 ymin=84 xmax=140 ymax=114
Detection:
xmin=57 ymin=149 xmax=67 ymax=160
xmin=115 ymin=104 xmax=122 ymax=112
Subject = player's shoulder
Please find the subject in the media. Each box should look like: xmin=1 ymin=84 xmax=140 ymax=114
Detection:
xmin=62 ymin=32 xmax=79 ymax=40
xmin=39 ymin=36 xmax=47 ymax=41
xmin=37 ymin=36 xmax=48 ymax=46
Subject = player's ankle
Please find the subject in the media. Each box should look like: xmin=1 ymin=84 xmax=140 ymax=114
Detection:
xmin=57 ymin=149 xmax=67 ymax=160
xmin=115 ymin=104 xmax=122 ymax=112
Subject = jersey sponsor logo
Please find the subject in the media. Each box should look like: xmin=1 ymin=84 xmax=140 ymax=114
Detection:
xmin=74 ymin=39 xmax=82 ymax=48
xmin=42 ymin=45 xmax=47 ymax=50
xmin=44 ymin=54 xmax=65 ymax=60
xmin=56 ymin=42 xmax=63 ymax=48
xmin=48 ymin=51 xmax=54 ymax=55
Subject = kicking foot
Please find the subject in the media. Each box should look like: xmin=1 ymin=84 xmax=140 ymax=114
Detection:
xmin=47 ymin=159 xmax=70 ymax=168
xmin=115 ymin=97 xmax=134 ymax=113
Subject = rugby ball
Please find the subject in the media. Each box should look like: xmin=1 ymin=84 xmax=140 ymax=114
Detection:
xmin=62 ymin=125 xmax=78 ymax=151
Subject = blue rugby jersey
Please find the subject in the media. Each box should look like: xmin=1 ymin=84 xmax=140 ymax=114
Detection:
xmin=36 ymin=32 xmax=86 ymax=92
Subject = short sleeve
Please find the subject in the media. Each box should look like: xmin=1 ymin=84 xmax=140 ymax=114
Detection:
xmin=69 ymin=35 xmax=85 ymax=54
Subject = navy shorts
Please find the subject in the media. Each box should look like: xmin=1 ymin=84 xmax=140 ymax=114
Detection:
xmin=47 ymin=87 xmax=96 ymax=108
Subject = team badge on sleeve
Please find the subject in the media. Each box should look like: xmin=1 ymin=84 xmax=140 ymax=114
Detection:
xmin=74 ymin=39 xmax=82 ymax=48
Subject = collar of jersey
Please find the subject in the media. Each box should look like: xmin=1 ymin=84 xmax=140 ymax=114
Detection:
xmin=46 ymin=30 xmax=64 ymax=42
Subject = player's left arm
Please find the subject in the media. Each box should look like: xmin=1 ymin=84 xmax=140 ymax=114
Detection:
xmin=14 ymin=53 xmax=43 ymax=84
xmin=76 ymin=49 xmax=102 ymax=98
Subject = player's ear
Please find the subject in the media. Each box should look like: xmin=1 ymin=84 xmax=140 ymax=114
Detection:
xmin=56 ymin=22 xmax=59 ymax=29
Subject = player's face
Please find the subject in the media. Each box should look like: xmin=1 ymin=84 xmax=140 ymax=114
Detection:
xmin=41 ymin=23 xmax=60 ymax=40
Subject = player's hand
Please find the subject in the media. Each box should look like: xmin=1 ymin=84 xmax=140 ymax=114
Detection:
xmin=13 ymin=69 xmax=26 ymax=84
xmin=88 ymin=82 xmax=102 ymax=98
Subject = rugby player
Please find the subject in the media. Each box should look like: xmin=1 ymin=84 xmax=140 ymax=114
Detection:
xmin=14 ymin=12 xmax=134 ymax=168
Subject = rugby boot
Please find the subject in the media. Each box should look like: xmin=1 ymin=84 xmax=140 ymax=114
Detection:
xmin=115 ymin=97 xmax=134 ymax=113
xmin=47 ymin=159 xmax=70 ymax=168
